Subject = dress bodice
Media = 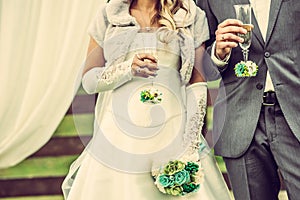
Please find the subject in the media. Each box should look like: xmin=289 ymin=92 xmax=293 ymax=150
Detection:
xmin=111 ymin=29 xmax=185 ymax=127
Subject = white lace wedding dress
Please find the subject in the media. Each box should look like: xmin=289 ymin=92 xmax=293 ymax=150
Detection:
xmin=62 ymin=31 xmax=232 ymax=200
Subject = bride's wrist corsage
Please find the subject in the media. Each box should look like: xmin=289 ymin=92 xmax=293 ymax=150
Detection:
xmin=234 ymin=60 xmax=258 ymax=77
xmin=152 ymin=160 xmax=204 ymax=196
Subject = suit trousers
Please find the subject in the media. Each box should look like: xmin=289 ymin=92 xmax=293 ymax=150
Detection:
xmin=223 ymin=103 xmax=300 ymax=200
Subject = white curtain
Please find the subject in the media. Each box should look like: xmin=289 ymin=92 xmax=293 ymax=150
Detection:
xmin=0 ymin=0 xmax=105 ymax=168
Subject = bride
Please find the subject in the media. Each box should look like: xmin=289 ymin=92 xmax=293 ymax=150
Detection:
xmin=62 ymin=0 xmax=232 ymax=199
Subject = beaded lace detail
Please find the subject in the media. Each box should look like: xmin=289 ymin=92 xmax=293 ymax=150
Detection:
xmin=182 ymin=95 xmax=208 ymax=162
xmin=99 ymin=60 xmax=131 ymax=84
xmin=95 ymin=60 xmax=132 ymax=91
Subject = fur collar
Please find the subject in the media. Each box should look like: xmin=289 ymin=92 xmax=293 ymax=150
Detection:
xmin=105 ymin=0 xmax=197 ymax=27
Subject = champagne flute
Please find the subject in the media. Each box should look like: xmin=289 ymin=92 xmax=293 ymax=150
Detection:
xmin=139 ymin=27 xmax=158 ymax=67
xmin=234 ymin=4 xmax=253 ymax=62
xmin=138 ymin=28 xmax=161 ymax=104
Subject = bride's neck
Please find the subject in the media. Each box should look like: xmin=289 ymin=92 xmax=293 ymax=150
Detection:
xmin=133 ymin=0 xmax=157 ymax=12
xmin=130 ymin=0 xmax=160 ymax=28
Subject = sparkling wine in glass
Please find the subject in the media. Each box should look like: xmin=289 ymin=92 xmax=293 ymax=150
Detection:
xmin=234 ymin=4 xmax=253 ymax=62
xmin=138 ymin=27 xmax=158 ymax=81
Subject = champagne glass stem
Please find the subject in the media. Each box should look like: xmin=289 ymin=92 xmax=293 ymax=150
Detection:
xmin=242 ymin=49 xmax=249 ymax=62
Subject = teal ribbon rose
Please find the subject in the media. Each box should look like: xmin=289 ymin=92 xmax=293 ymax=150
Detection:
xmin=158 ymin=174 xmax=174 ymax=187
xmin=174 ymin=170 xmax=190 ymax=185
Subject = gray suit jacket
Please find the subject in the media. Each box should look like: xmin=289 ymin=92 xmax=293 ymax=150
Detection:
xmin=198 ymin=0 xmax=300 ymax=158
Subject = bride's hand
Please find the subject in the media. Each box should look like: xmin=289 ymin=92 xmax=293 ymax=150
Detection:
xmin=131 ymin=53 xmax=159 ymax=78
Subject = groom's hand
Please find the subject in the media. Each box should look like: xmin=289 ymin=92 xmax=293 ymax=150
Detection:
xmin=215 ymin=19 xmax=248 ymax=60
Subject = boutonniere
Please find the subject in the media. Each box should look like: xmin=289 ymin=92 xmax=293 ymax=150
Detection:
xmin=234 ymin=60 xmax=258 ymax=77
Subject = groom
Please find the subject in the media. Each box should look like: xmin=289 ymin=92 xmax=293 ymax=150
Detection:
xmin=197 ymin=0 xmax=300 ymax=199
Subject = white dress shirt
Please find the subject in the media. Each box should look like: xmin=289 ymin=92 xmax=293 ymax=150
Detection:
xmin=211 ymin=0 xmax=274 ymax=92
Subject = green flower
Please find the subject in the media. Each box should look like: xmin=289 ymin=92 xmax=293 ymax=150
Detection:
xmin=140 ymin=89 xmax=162 ymax=104
xmin=140 ymin=90 xmax=151 ymax=102
xmin=164 ymin=160 xmax=185 ymax=175
xmin=174 ymin=170 xmax=190 ymax=185
xmin=182 ymin=183 xmax=200 ymax=193
xmin=158 ymin=174 xmax=174 ymax=187
xmin=165 ymin=186 xmax=183 ymax=196
xmin=234 ymin=62 xmax=246 ymax=77
xmin=185 ymin=162 xmax=199 ymax=174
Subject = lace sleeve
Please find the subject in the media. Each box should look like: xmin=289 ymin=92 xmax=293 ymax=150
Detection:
xmin=82 ymin=59 xmax=133 ymax=94
xmin=182 ymin=82 xmax=209 ymax=161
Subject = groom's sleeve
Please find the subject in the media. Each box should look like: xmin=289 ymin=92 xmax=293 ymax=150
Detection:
xmin=196 ymin=0 xmax=230 ymax=78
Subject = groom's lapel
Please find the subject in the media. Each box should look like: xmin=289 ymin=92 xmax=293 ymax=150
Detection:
xmin=265 ymin=0 xmax=283 ymax=46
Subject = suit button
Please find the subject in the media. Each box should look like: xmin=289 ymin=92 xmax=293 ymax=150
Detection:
xmin=256 ymin=83 xmax=263 ymax=90
xmin=264 ymin=51 xmax=270 ymax=58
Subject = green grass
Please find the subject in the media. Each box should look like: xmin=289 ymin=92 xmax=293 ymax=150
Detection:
xmin=53 ymin=114 xmax=94 ymax=137
xmin=207 ymin=79 xmax=220 ymax=88
xmin=215 ymin=156 xmax=226 ymax=173
xmin=75 ymin=86 xmax=88 ymax=95
xmin=206 ymin=106 xmax=213 ymax=131
xmin=0 ymin=156 xmax=77 ymax=179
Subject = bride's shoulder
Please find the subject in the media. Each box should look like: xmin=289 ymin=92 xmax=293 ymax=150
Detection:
xmin=174 ymin=0 xmax=207 ymax=28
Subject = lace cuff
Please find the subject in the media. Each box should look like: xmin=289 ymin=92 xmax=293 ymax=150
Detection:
xmin=182 ymin=82 xmax=208 ymax=161
xmin=82 ymin=59 xmax=133 ymax=94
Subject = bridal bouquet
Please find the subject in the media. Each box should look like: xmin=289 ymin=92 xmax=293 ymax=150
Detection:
xmin=152 ymin=160 xmax=204 ymax=196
